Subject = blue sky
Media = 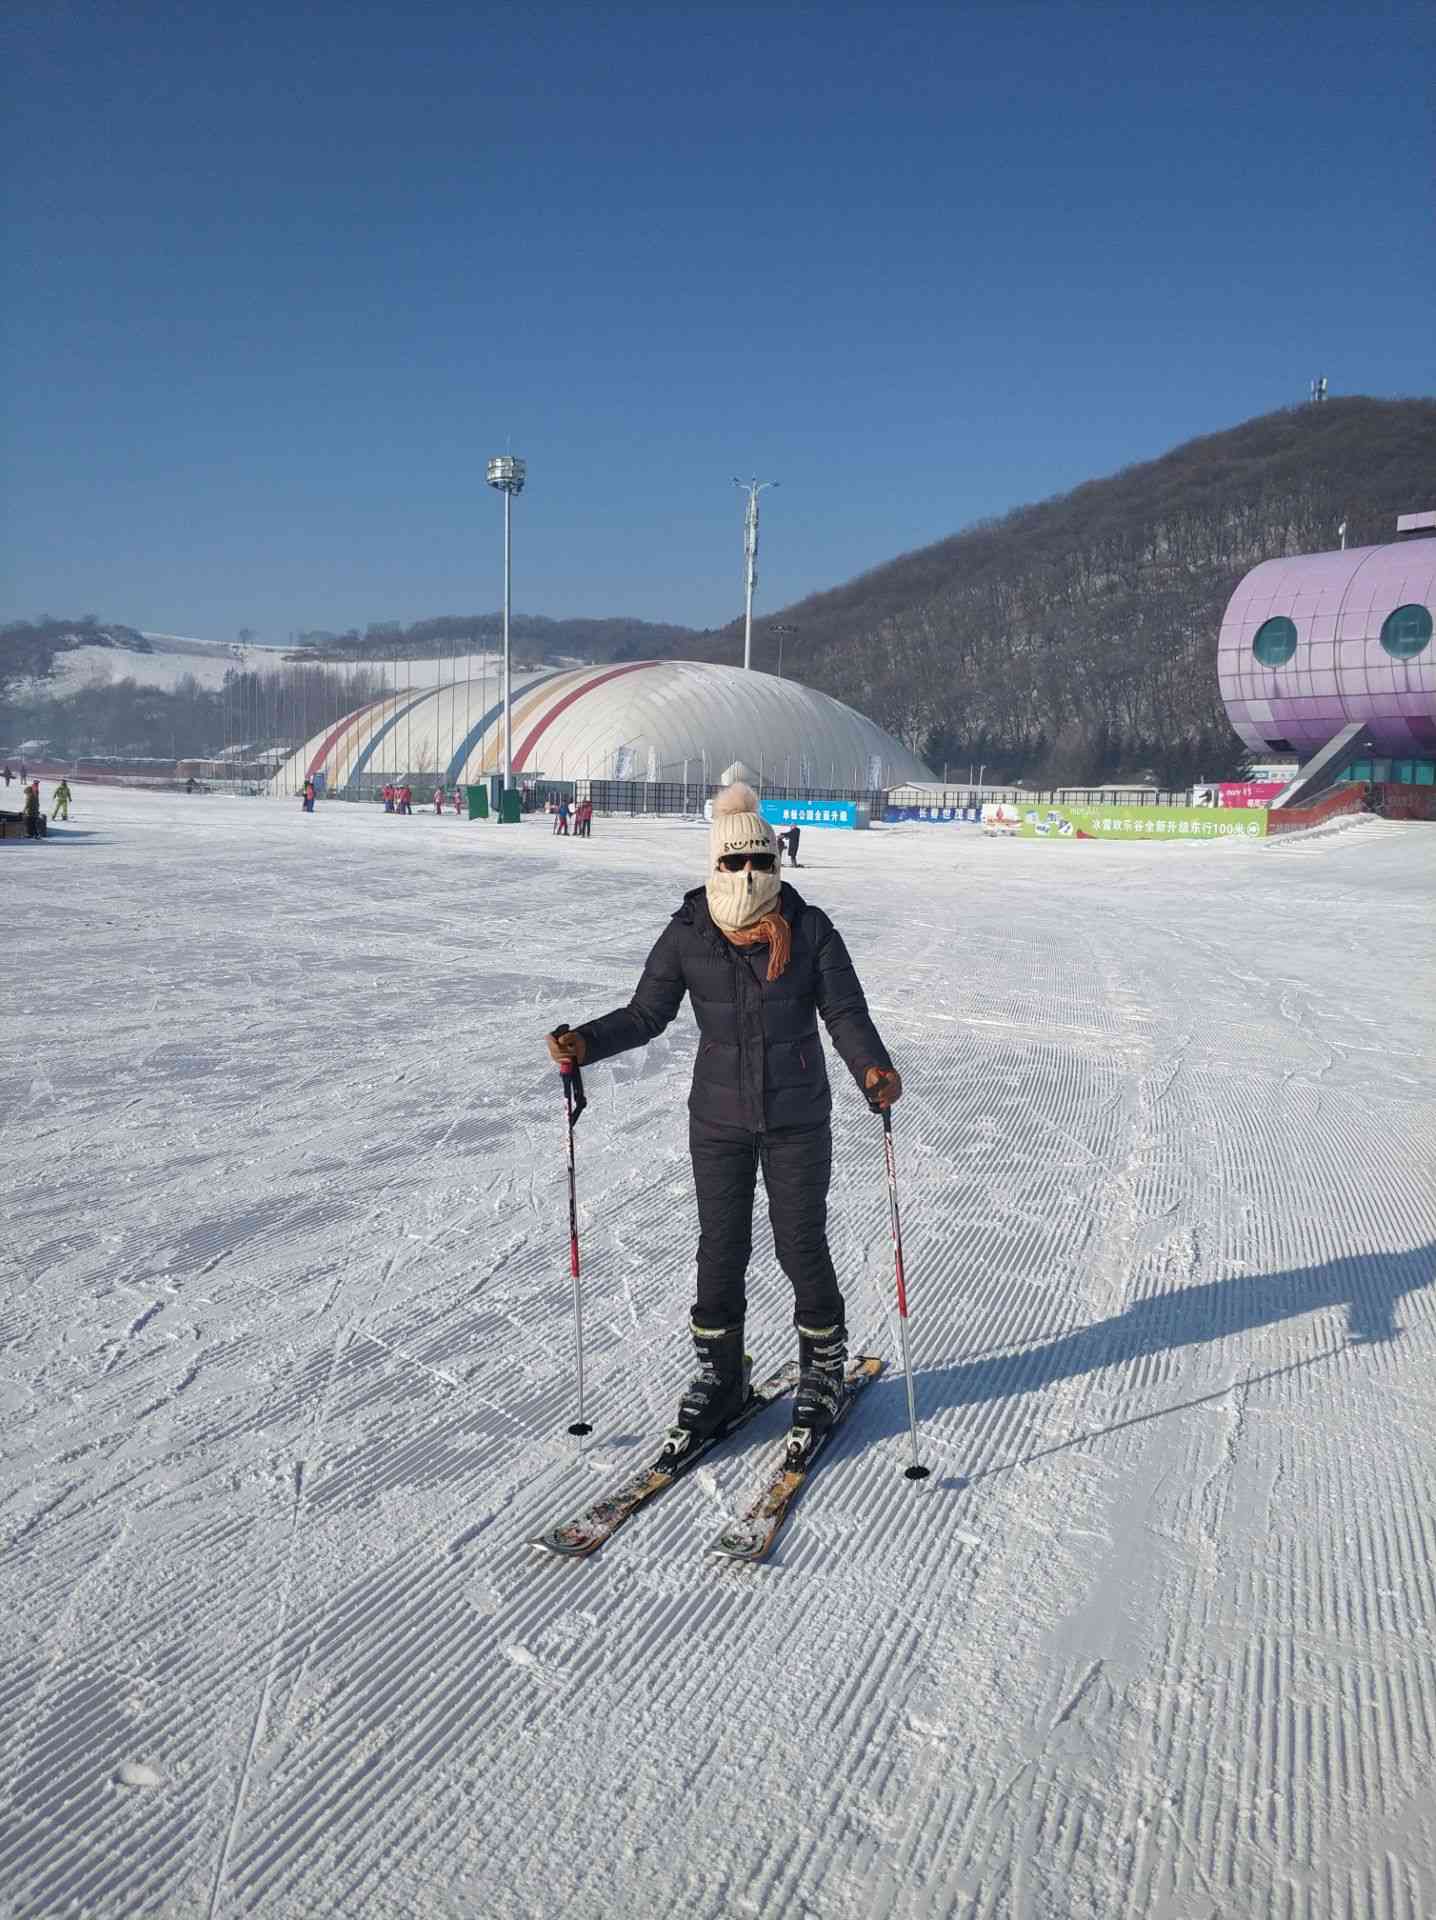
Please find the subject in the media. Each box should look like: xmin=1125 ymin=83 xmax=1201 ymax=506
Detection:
xmin=4 ymin=1 xmax=1432 ymax=642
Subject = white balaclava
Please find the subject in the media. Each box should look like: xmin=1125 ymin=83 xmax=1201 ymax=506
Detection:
xmin=706 ymin=782 xmax=781 ymax=932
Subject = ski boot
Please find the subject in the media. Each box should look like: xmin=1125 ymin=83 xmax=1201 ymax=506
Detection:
xmin=676 ymin=1321 xmax=751 ymax=1440
xmin=793 ymin=1321 xmax=847 ymax=1433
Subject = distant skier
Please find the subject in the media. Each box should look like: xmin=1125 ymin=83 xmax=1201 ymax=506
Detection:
xmin=2 ymin=766 xmax=12 ymax=787
xmin=51 ymin=778 xmax=72 ymax=822
xmin=784 ymin=825 xmax=801 ymax=867
xmin=301 ymin=778 xmax=316 ymax=813
xmin=22 ymin=782 xmax=42 ymax=838
xmin=545 ymin=780 xmax=901 ymax=1440
xmin=433 ymin=786 xmax=445 ymax=814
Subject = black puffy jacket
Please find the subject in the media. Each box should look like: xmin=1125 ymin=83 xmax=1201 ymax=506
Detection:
xmin=578 ymin=883 xmax=893 ymax=1132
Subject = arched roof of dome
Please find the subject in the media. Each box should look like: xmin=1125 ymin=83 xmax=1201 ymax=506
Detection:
xmin=271 ymin=659 xmax=933 ymax=794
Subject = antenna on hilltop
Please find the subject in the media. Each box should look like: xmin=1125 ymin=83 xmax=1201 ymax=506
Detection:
xmin=1310 ymin=375 xmax=1328 ymax=405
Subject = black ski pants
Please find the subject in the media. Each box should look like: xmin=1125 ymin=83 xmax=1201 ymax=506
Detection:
xmin=689 ymin=1115 xmax=844 ymax=1330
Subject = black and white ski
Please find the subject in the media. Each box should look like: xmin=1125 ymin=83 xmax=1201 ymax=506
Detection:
xmin=706 ymin=1355 xmax=885 ymax=1563
xmin=529 ymin=1362 xmax=800 ymax=1558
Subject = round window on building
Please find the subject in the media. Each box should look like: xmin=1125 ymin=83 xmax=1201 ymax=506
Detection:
xmin=1380 ymin=604 xmax=1433 ymax=659
xmin=1252 ymin=616 xmax=1298 ymax=667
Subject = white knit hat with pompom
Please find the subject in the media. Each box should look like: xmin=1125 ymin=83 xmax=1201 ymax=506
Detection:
xmin=706 ymin=781 xmax=781 ymax=932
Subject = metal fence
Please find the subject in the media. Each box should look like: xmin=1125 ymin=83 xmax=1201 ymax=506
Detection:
xmin=572 ymin=780 xmax=885 ymax=817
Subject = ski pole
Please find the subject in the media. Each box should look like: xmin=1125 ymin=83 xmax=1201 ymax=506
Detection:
xmin=877 ymin=1105 xmax=929 ymax=1481
xmin=552 ymin=1025 xmax=592 ymax=1436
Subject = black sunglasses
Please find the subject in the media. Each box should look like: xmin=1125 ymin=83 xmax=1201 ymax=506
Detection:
xmin=718 ymin=851 xmax=776 ymax=872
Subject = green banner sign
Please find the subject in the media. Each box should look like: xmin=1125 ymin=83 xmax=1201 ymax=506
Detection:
xmin=1014 ymin=803 xmax=1269 ymax=842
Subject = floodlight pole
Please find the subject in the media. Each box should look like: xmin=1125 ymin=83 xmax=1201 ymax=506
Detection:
xmin=734 ymin=477 xmax=777 ymax=671
xmin=502 ymin=488 xmax=512 ymax=786
xmin=487 ymin=454 xmax=527 ymax=805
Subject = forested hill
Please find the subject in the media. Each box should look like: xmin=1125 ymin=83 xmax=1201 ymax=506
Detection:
xmin=298 ymin=611 xmax=704 ymax=664
xmin=653 ymin=397 xmax=1435 ymax=785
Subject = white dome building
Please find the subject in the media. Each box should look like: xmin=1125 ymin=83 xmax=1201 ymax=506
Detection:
xmin=270 ymin=659 xmax=932 ymax=797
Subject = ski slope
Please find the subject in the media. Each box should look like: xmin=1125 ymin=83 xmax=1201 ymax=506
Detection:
xmin=3 ymin=791 xmax=1434 ymax=1919
xmin=23 ymin=641 xmax=521 ymax=701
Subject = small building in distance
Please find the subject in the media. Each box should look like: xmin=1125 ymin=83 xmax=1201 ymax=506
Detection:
xmin=1218 ymin=522 xmax=1435 ymax=788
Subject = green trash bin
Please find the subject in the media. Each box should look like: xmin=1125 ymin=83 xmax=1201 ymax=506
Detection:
xmin=466 ymin=784 xmax=488 ymax=820
xmin=499 ymin=789 xmax=522 ymax=824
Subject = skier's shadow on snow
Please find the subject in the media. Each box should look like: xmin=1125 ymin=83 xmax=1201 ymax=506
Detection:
xmin=863 ymin=1241 xmax=1435 ymax=1478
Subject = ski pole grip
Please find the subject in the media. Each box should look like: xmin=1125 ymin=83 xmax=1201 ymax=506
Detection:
xmin=550 ymin=1024 xmax=587 ymax=1119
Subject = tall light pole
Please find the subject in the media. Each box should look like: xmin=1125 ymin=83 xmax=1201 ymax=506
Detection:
xmin=486 ymin=454 xmax=526 ymax=800
xmin=773 ymin=623 xmax=797 ymax=679
xmin=734 ymin=477 xmax=776 ymax=671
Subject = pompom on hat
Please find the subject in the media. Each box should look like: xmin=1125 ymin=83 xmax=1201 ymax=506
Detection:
xmin=706 ymin=781 xmax=781 ymax=932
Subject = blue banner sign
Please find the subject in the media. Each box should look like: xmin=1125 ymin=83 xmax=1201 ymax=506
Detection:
xmin=761 ymin=798 xmax=862 ymax=830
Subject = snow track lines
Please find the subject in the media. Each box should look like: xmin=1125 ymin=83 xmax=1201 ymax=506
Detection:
xmin=2 ymin=793 xmax=1435 ymax=1919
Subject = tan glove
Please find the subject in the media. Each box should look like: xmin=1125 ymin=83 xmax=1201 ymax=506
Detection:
xmin=864 ymin=1066 xmax=902 ymax=1111
xmin=547 ymin=1028 xmax=588 ymax=1066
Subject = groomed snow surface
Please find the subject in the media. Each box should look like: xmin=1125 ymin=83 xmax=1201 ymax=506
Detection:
xmin=4 ymin=792 xmax=1434 ymax=1920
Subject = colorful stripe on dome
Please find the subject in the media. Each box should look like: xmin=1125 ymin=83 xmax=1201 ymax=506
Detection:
xmin=322 ymin=691 xmax=395 ymax=787
xmin=307 ymin=696 xmax=390 ymax=780
xmin=512 ymin=660 xmax=663 ymax=773
xmin=345 ymin=688 xmax=443 ymax=792
xmin=442 ymin=668 xmax=576 ymax=784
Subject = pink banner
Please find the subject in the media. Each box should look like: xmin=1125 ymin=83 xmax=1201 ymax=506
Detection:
xmin=1219 ymin=781 xmax=1286 ymax=808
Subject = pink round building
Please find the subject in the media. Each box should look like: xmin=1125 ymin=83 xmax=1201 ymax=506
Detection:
xmin=1218 ymin=538 xmax=1436 ymax=758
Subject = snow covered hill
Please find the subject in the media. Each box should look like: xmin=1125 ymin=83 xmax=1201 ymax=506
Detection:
xmin=2 ymin=794 xmax=1433 ymax=1918
xmin=22 ymin=636 xmax=517 ymax=702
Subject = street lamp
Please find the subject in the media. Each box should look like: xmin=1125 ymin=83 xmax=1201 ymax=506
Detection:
xmin=773 ymin=623 xmax=797 ymax=679
xmin=486 ymin=454 xmax=526 ymax=802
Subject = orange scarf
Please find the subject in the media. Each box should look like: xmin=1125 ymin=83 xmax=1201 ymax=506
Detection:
xmin=725 ymin=912 xmax=791 ymax=981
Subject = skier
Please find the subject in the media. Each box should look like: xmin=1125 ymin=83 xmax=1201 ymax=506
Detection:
xmin=51 ymin=778 xmax=73 ymax=822
xmin=433 ymin=786 xmax=444 ymax=814
xmin=301 ymin=778 xmax=316 ymax=813
xmin=784 ymin=825 xmax=801 ymax=867
xmin=22 ymin=781 xmax=43 ymax=839
xmin=383 ymin=783 xmax=396 ymax=813
xmin=545 ymin=781 xmax=901 ymax=1439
